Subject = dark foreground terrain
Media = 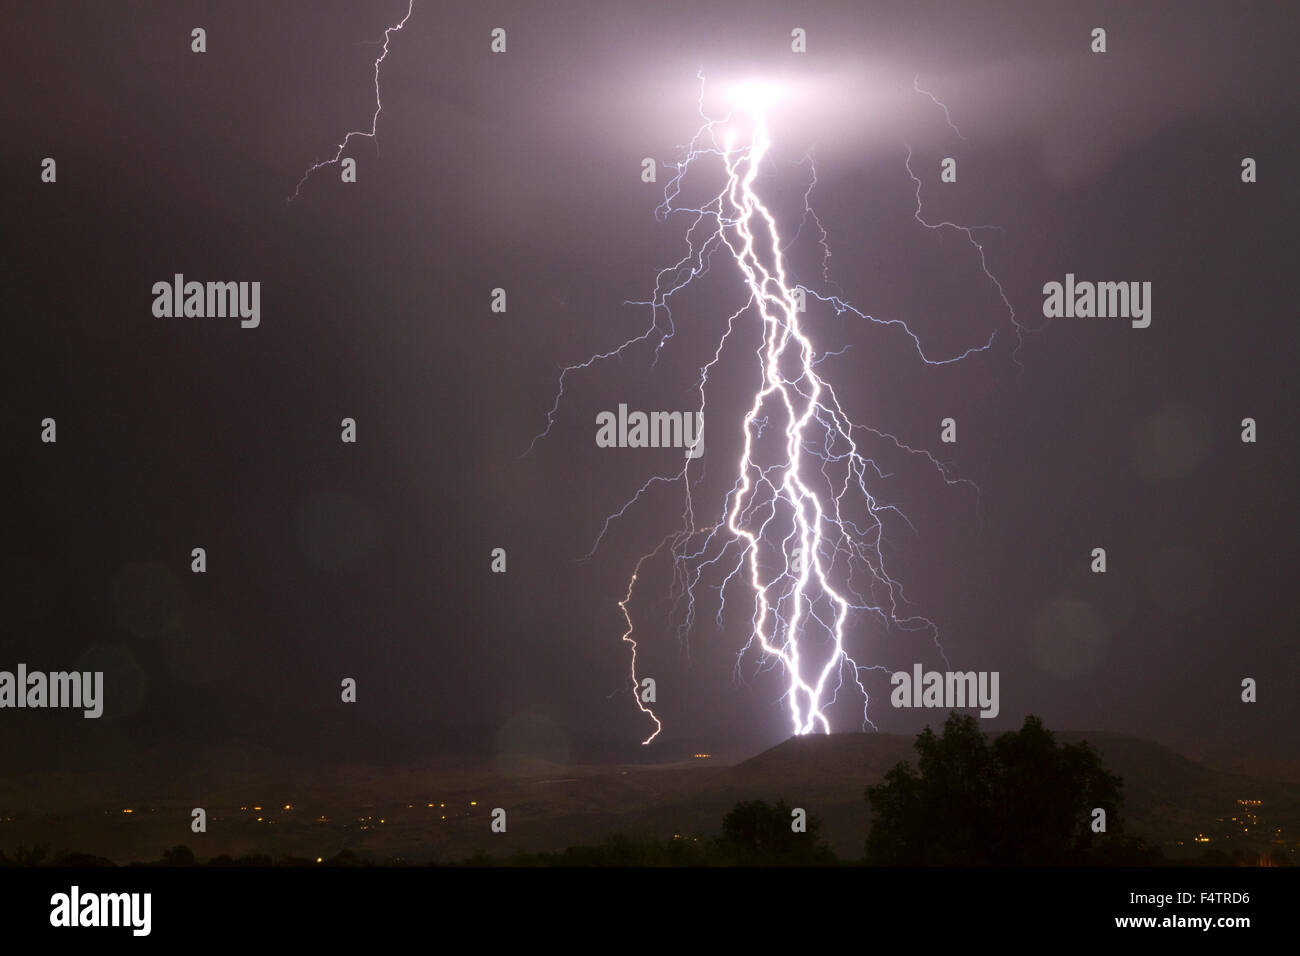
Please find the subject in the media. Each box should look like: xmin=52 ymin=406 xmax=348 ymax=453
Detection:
xmin=3 ymin=731 xmax=1297 ymax=864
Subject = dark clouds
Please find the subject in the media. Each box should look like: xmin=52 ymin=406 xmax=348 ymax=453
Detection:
xmin=4 ymin=1 xmax=1296 ymax=775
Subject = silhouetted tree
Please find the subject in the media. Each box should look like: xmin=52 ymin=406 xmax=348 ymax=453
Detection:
xmin=159 ymin=844 xmax=197 ymax=866
xmin=323 ymin=849 xmax=367 ymax=867
xmin=718 ymin=799 xmax=836 ymax=865
xmin=53 ymin=851 xmax=116 ymax=866
xmin=866 ymin=713 xmax=1136 ymax=865
xmin=0 ymin=843 xmax=50 ymax=866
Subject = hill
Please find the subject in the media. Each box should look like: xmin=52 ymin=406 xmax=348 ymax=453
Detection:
xmin=1 ymin=730 xmax=1295 ymax=863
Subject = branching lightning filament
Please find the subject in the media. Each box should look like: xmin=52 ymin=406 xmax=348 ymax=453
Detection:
xmin=288 ymin=9 xmax=1014 ymax=740
xmin=531 ymin=76 xmax=1014 ymax=744
xmin=288 ymin=0 xmax=414 ymax=203
xmin=284 ymin=12 xmax=1009 ymax=738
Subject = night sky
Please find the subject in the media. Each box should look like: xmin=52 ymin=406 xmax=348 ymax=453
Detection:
xmin=5 ymin=0 xmax=1297 ymax=783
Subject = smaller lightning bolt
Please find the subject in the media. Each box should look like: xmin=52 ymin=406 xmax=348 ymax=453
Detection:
xmin=913 ymin=75 xmax=965 ymax=140
xmin=906 ymin=78 xmax=1032 ymax=364
xmin=288 ymin=0 xmax=414 ymax=203
xmin=903 ymin=145 xmax=1025 ymax=364
xmin=618 ymin=539 xmax=679 ymax=743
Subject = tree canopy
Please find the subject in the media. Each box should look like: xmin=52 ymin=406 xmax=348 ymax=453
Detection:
xmin=865 ymin=713 xmax=1147 ymax=865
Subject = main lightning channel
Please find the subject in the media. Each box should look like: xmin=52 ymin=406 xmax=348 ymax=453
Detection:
xmin=286 ymin=8 xmax=1013 ymax=743
xmin=529 ymin=76 xmax=1013 ymax=744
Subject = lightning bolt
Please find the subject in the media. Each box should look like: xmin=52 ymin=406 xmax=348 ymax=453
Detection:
xmin=533 ymin=74 xmax=1017 ymax=744
xmin=913 ymin=75 xmax=966 ymax=140
xmin=287 ymin=0 xmax=414 ymax=203
xmin=289 ymin=7 xmax=1016 ymax=745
